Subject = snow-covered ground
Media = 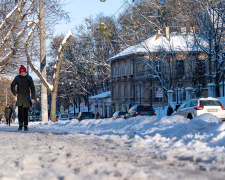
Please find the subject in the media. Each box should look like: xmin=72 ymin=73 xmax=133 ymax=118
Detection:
xmin=1 ymin=112 xmax=225 ymax=179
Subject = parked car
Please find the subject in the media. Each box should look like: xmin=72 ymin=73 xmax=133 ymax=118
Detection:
xmin=59 ymin=113 xmax=70 ymax=120
xmin=172 ymin=97 xmax=225 ymax=120
xmin=112 ymin=111 xmax=127 ymax=120
xmin=77 ymin=112 xmax=95 ymax=121
xmin=124 ymin=105 xmax=156 ymax=119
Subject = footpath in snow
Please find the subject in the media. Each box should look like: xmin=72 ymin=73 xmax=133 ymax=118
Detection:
xmin=1 ymin=114 xmax=225 ymax=179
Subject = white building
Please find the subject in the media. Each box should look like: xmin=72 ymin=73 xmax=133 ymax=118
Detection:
xmin=89 ymin=91 xmax=112 ymax=118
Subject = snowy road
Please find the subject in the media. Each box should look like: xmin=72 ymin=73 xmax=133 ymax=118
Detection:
xmin=1 ymin=123 xmax=225 ymax=180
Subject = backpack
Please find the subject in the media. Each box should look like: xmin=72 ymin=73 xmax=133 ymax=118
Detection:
xmin=15 ymin=75 xmax=30 ymax=85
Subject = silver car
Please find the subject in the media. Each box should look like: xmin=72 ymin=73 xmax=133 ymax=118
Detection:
xmin=172 ymin=97 xmax=225 ymax=120
xmin=59 ymin=113 xmax=70 ymax=120
xmin=112 ymin=111 xmax=127 ymax=120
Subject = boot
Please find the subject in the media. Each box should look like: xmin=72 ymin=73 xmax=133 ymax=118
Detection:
xmin=24 ymin=125 xmax=28 ymax=131
xmin=18 ymin=125 xmax=23 ymax=131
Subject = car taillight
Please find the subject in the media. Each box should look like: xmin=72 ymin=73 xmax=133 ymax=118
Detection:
xmin=221 ymin=106 xmax=225 ymax=110
xmin=135 ymin=112 xmax=140 ymax=115
xmin=194 ymin=106 xmax=204 ymax=110
xmin=117 ymin=115 xmax=121 ymax=118
xmin=153 ymin=112 xmax=156 ymax=115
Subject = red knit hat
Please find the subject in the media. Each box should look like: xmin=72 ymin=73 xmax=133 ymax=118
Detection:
xmin=7 ymin=104 xmax=9 ymax=106
xmin=19 ymin=65 xmax=27 ymax=73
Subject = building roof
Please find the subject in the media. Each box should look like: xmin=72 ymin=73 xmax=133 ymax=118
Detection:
xmin=89 ymin=91 xmax=111 ymax=99
xmin=109 ymin=33 xmax=208 ymax=61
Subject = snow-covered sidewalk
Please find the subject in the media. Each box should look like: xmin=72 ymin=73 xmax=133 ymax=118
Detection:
xmin=1 ymin=114 xmax=225 ymax=180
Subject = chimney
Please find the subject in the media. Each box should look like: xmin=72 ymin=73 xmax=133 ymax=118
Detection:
xmin=189 ymin=27 xmax=195 ymax=33
xmin=181 ymin=27 xmax=186 ymax=35
xmin=166 ymin=26 xmax=169 ymax=39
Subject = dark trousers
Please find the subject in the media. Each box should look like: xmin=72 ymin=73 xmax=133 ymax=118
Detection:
xmin=18 ymin=106 xmax=29 ymax=126
xmin=6 ymin=117 xmax=11 ymax=125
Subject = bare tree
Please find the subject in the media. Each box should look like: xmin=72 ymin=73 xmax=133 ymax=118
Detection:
xmin=25 ymin=25 xmax=72 ymax=122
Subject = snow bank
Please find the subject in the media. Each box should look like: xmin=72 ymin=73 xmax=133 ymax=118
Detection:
xmin=29 ymin=113 xmax=225 ymax=149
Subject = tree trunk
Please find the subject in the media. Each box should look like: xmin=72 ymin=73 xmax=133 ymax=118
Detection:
xmin=40 ymin=0 xmax=48 ymax=122
xmin=50 ymin=90 xmax=57 ymax=122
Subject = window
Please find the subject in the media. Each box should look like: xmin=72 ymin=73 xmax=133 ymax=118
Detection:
xmin=124 ymin=63 xmax=127 ymax=76
xmin=112 ymin=86 xmax=115 ymax=98
xmin=118 ymin=85 xmax=121 ymax=98
xmin=130 ymin=85 xmax=133 ymax=98
xmin=200 ymin=100 xmax=222 ymax=106
xmin=178 ymin=102 xmax=186 ymax=110
xmin=131 ymin=61 xmax=133 ymax=75
xmin=112 ymin=66 xmax=115 ymax=77
xmin=191 ymin=100 xmax=198 ymax=107
xmin=197 ymin=60 xmax=206 ymax=76
xmin=176 ymin=60 xmax=184 ymax=75
xmin=137 ymin=85 xmax=143 ymax=98
xmin=124 ymin=85 xmax=127 ymax=97
xmin=184 ymin=101 xmax=192 ymax=108
xmin=118 ymin=65 xmax=121 ymax=76
xmin=155 ymin=61 xmax=161 ymax=73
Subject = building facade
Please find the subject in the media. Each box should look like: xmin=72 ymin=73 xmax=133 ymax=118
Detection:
xmin=110 ymin=33 xmax=209 ymax=111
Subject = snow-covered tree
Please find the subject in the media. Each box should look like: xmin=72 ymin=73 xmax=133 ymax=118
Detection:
xmin=195 ymin=0 xmax=225 ymax=97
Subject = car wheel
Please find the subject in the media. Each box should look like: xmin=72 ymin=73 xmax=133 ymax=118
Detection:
xmin=187 ymin=114 xmax=193 ymax=120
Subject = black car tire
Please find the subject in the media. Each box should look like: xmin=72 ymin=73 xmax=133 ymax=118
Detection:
xmin=187 ymin=113 xmax=193 ymax=120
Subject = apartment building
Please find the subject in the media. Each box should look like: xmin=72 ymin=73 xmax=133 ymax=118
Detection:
xmin=110 ymin=33 xmax=208 ymax=111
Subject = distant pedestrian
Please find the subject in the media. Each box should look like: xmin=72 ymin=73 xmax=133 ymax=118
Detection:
xmin=96 ymin=112 xmax=100 ymax=119
xmin=11 ymin=65 xmax=35 ymax=131
xmin=167 ymin=104 xmax=173 ymax=116
xmin=5 ymin=104 xmax=12 ymax=126
xmin=174 ymin=104 xmax=180 ymax=112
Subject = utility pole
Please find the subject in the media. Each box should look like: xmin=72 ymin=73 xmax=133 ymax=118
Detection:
xmin=5 ymin=84 xmax=7 ymax=106
xmin=40 ymin=0 xmax=48 ymax=122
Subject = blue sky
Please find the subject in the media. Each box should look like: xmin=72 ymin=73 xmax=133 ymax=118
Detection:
xmin=54 ymin=0 xmax=128 ymax=35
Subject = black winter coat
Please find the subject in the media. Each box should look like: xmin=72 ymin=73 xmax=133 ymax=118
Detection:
xmin=11 ymin=75 xmax=35 ymax=108
xmin=5 ymin=107 xmax=12 ymax=118
xmin=167 ymin=106 xmax=174 ymax=116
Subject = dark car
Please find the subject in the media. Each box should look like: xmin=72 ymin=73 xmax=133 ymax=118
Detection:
xmin=77 ymin=112 xmax=95 ymax=121
xmin=112 ymin=111 xmax=127 ymax=120
xmin=124 ymin=105 xmax=156 ymax=119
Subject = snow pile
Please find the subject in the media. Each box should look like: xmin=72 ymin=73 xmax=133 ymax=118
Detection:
xmin=29 ymin=114 xmax=225 ymax=149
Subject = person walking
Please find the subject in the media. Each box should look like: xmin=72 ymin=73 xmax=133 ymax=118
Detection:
xmin=5 ymin=104 xmax=12 ymax=126
xmin=96 ymin=112 xmax=100 ymax=119
xmin=11 ymin=65 xmax=35 ymax=131
xmin=167 ymin=104 xmax=174 ymax=116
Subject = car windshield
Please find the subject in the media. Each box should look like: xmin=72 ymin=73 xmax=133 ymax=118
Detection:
xmin=137 ymin=106 xmax=154 ymax=111
xmin=118 ymin=112 xmax=127 ymax=115
xmin=200 ymin=100 xmax=222 ymax=106
xmin=61 ymin=114 xmax=68 ymax=118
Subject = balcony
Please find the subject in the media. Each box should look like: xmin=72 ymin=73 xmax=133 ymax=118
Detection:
xmin=129 ymin=74 xmax=133 ymax=80
xmin=117 ymin=76 xmax=121 ymax=81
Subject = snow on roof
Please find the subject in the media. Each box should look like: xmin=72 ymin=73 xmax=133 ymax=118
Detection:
xmin=109 ymin=34 xmax=208 ymax=61
xmin=89 ymin=91 xmax=111 ymax=99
